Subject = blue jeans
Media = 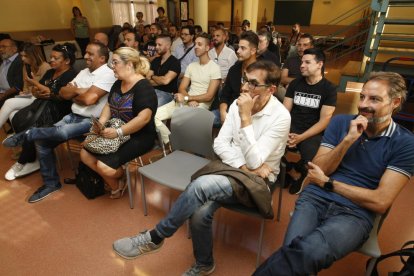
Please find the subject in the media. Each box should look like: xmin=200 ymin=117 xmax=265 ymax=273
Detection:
xmin=155 ymin=175 xmax=238 ymax=266
xmin=27 ymin=114 xmax=92 ymax=188
xmin=155 ymin=89 xmax=174 ymax=107
xmin=254 ymin=191 xmax=372 ymax=276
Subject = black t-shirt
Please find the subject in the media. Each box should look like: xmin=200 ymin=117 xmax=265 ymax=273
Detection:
xmin=108 ymin=79 xmax=157 ymax=138
xmin=150 ymin=55 xmax=181 ymax=93
xmin=144 ymin=39 xmax=157 ymax=58
xmin=257 ymin=49 xmax=281 ymax=67
xmin=284 ymin=55 xmax=302 ymax=79
xmin=286 ymin=77 xmax=337 ymax=133
xmin=220 ymin=61 xmax=243 ymax=108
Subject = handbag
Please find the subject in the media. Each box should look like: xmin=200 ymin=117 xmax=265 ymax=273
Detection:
xmin=75 ymin=161 xmax=105 ymax=199
xmin=11 ymin=99 xmax=49 ymax=133
xmin=83 ymin=117 xmax=130 ymax=155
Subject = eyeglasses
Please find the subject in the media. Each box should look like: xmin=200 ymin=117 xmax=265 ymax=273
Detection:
xmin=241 ymin=77 xmax=269 ymax=90
xmin=110 ymin=59 xmax=123 ymax=68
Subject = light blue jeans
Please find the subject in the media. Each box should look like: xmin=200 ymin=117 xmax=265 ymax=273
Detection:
xmin=155 ymin=175 xmax=238 ymax=266
xmin=254 ymin=191 xmax=372 ymax=275
xmin=155 ymin=89 xmax=174 ymax=107
xmin=27 ymin=113 xmax=92 ymax=188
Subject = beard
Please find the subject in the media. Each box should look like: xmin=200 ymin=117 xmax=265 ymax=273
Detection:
xmin=358 ymin=107 xmax=391 ymax=124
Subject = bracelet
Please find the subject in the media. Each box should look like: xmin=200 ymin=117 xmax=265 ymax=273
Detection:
xmin=116 ymin=127 xmax=123 ymax=137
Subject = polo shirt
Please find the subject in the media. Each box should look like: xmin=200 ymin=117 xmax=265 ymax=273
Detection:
xmin=303 ymin=114 xmax=414 ymax=224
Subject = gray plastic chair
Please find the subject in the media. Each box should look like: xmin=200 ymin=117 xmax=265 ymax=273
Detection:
xmin=139 ymin=106 xmax=215 ymax=215
xmin=358 ymin=208 xmax=391 ymax=276
xmin=222 ymin=161 xmax=286 ymax=267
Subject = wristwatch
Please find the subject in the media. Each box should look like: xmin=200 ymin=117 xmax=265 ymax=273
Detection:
xmin=184 ymin=96 xmax=189 ymax=102
xmin=323 ymin=177 xmax=334 ymax=192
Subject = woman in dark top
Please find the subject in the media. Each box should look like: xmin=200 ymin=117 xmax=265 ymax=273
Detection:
xmin=80 ymin=47 xmax=157 ymax=199
xmin=4 ymin=43 xmax=77 ymax=181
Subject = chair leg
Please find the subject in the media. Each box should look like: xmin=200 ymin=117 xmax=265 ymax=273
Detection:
xmin=256 ymin=219 xmax=266 ymax=268
xmin=277 ymin=164 xmax=286 ymax=222
xmin=66 ymin=141 xmax=76 ymax=172
xmin=125 ymin=163 xmax=134 ymax=209
xmin=365 ymin=257 xmax=377 ymax=276
xmin=140 ymin=174 xmax=148 ymax=216
xmin=54 ymin=148 xmax=62 ymax=171
xmin=186 ymin=220 xmax=191 ymax=239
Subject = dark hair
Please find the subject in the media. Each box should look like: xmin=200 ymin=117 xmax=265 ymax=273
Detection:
xmin=182 ymin=25 xmax=195 ymax=36
xmin=88 ymin=41 xmax=110 ymax=62
xmin=246 ymin=60 xmax=281 ymax=86
xmin=242 ymin=19 xmax=250 ymax=27
xmin=21 ymin=42 xmax=45 ymax=70
xmin=72 ymin=6 xmax=82 ymax=17
xmin=156 ymin=34 xmax=172 ymax=45
xmin=150 ymin=23 xmax=163 ymax=32
xmin=257 ymin=30 xmax=271 ymax=43
xmin=52 ymin=43 xmax=76 ymax=65
xmin=195 ymin=32 xmax=211 ymax=45
xmin=303 ymin=48 xmax=325 ymax=75
xmin=157 ymin=7 xmax=165 ymax=14
xmin=187 ymin=18 xmax=194 ymax=25
xmin=125 ymin=31 xmax=139 ymax=42
xmin=194 ymin=25 xmax=203 ymax=34
xmin=136 ymin=11 xmax=143 ymax=17
xmin=240 ymin=31 xmax=259 ymax=49
xmin=169 ymin=24 xmax=178 ymax=31
xmin=300 ymin=33 xmax=314 ymax=46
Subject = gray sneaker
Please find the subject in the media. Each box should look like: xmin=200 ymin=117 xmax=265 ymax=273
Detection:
xmin=113 ymin=230 xmax=164 ymax=259
xmin=182 ymin=263 xmax=216 ymax=276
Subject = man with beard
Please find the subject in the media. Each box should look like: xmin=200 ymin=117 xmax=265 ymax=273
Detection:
xmin=144 ymin=23 xmax=162 ymax=61
xmin=208 ymin=27 xmax=237 ymax=82
xmin=0 ymin=38 xmax=23 ymax=108
xmin=254 ymin=71 xmax=414 ymax=276
xmin=219 ymin=31 xmax=258 ymax=124
xmin=283 ymin=48 xmax=337 ymax=194
xmin=122 ymin=31 xmax=139 ymax=51
xmin=146 ymin=34 xmax=181 ymax=107
xmin=168 ymin=25 xmax=182 ymax=54
xmin=155 ymin=33 xmax=221 ymax=145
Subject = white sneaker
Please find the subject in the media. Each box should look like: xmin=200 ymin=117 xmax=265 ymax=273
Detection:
xmin=5 ymin=162 xmax=24 ymax=181
xmin=14 ymin=160 xmax=40 ymax=178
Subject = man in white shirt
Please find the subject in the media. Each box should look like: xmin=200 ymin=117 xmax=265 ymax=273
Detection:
xmin=156 ymin=33 xmax=221 ymax=144
xmin=208 ymin=27 xmax=238 ymax=82
xmin=112 ymin=60 xmax=291 ymax=275
xmin=6 ymin=42 xmax=116 ymax=203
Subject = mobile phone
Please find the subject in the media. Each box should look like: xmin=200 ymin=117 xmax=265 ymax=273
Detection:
xmin=25 ymin=64 xmax=32 ymax=79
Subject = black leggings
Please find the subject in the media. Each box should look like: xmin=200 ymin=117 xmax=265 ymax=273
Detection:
xmin=18 ymin=139 xmax=37 ymax=164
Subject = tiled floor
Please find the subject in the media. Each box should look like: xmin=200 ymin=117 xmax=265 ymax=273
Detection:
xmin=0 ymin=136 xmax=413 ymax=276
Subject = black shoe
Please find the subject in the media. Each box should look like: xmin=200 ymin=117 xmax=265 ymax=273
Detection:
xmin=288 ymin=173 xmax=306 ymax=195
xmin=28 ymin=184 xmax=62 ymax=203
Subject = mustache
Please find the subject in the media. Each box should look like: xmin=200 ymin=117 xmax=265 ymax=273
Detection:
xmin=358 ymin=107 xmax=375 ymax=114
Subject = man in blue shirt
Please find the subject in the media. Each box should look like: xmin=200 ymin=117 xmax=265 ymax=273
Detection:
xmin=254 ymin=71 xmax=414 ymax=276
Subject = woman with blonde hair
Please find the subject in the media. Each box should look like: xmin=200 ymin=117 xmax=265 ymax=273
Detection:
xmin=80 ymin=47 xmax=157 ymax=199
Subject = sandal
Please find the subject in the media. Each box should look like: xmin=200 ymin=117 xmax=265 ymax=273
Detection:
xmin=110 ymin=178 xmax=128 ymax=199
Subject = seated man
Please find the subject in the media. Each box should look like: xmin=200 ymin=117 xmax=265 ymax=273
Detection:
xmin=155 ymin=33 xmax=221 ymax=145
xmin=0 ymin=38 xmax=23 ymax=108
xmin=254 ymin=71 xmax=414 ymax=276
xmin=283 ymin=48 xmax=337 ymax=194
xmin=143 ymin=23 xmax=162 ymax=61
xmin=219 ymin=31 xmax=258 ymax=124
xmin=112 ymin=60 xmax=291 ymax=275
xmin=4 ymin=42 xmax=116 ymax=203
xmin=172 ymin=25 xmax=198 ymax=81
xmin=280 ymin=33 xmax=313 ymax=87
xmin=146 ymin=34 xmax=181 ymax=107
xmin=122 ymin=31 xmax=139 ymax=51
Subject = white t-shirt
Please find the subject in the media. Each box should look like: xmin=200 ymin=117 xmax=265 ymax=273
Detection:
xmin=185 ymin=60 xmax=221 ymax=109
xmin=208 ymin=45 xmax=238 ymax=79
xmin=70 ymin=64 xmax=116 ymax=117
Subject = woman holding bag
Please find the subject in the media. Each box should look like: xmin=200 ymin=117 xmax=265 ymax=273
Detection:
xmin=3 ymin=43 xmax=77 ymax=181
xmin=80 ymin=47 xmax=157 ymax=199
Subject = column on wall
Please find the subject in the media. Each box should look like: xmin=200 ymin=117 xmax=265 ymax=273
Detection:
xmin=242 ymin=0 xmax=253 ymax=24
xmin=194 ymin=0 xmax=208 ymax=32
xmin=251 ymin=0 xmax=259 ymax=32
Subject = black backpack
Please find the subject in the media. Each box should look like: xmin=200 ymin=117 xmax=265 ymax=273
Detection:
xmin=370 ymin=240 xmax=414 ymax=276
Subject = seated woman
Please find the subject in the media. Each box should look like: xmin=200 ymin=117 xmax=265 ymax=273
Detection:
xmin=0 ymin=42 xmax=51 ymax=128
xmin=80 ymin=47 xmax=157 ymax=199
xmin=3 ymin=43 xmax=78 ymax=180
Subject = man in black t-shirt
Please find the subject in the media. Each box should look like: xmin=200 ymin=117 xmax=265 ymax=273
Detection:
xmin=144 ymin=23 xmax=162 ymax=62
xmin=147 ymin=34 xmax=181 ymax=107
xmin=281 ymin=34 xmax=314 ymax=87
xmin=283 ymin=48 xmax=337 ymax=194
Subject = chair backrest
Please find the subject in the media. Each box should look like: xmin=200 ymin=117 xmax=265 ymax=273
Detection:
xmin=333 ymin=92 xmax=360 ymax=116
xmin=358 ymin=208 xmax=391 ymax=258
xmin=170 ymin=106 xmax=215 ymax=159
xmin=345 ymin=81 xmax=364 ymax=93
